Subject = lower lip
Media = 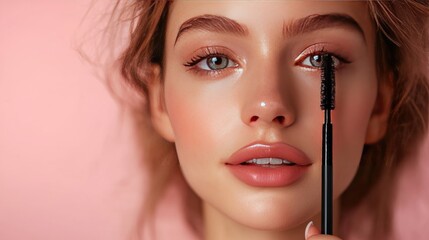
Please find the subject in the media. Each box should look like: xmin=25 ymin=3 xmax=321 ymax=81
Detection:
xmin=227 ymin=164 xmax=309 ymax=187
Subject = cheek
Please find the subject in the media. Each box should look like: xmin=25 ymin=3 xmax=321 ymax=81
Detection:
xmin=163 ymin=74 xmax=239 ymax=184
xmin=165 ymin=81 xmax=236 ymax=147
xmin=332 ymin=66 xmax=378 ymax=195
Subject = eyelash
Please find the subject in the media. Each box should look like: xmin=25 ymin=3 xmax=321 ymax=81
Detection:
xmin=297 ymin=47 xmax=351 ymax=70
xmin=183 ymin=47 xmax=239 ymax=78
xmin=183 ymin=46 xmax=351 ymax=77
xmin=184 ymin=47 xmax=222 ymax=67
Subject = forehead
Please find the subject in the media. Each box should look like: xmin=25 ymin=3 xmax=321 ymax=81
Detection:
xmin=166 ymin=0 xmax=374 ymax=46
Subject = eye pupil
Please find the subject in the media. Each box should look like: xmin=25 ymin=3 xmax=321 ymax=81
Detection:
xmin=310 ymin=54 xmax=323 ymax=67
xmin=207 ymin=56 xmax=228 ymax=70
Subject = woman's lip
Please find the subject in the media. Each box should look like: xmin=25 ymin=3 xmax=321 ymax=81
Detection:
xmin=225 ymin=142 xmax=312 ymax=166
xmin=225 ymin=142 xmax=312 ymax=187
xmin=227 ymin=164 xmax=309 ymax=187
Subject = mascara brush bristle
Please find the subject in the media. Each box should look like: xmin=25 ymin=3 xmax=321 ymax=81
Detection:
xmin=320 ymin=54 xmax=335 ymax=110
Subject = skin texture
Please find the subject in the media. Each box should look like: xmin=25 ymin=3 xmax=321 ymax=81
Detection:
xmin=148 ymin=1 xmax=392 ymax=240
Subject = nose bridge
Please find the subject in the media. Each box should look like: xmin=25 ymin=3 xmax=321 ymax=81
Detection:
xmin=240 ymin=55 xmax=295 ymax=128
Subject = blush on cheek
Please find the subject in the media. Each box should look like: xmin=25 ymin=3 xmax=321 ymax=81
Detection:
xmin=165 ymin=89 xmax=224 ymax=157
xmin=329 ymin=78 xmax=377 ymax=197
xmin=166 ymin=97 xmax=203 ymax=145
xmin=346 ymin=95 xmax=376 ymax=138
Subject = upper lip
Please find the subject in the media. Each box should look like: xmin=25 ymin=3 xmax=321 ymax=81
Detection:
xmin=226 ymin=142 xmax=313 ymax=166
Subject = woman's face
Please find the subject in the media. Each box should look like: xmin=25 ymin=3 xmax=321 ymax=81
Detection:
xmin=153 ymin=0 xmax=385 ymax=233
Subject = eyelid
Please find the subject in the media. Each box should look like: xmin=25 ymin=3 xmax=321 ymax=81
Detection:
xmin=183 ymin=46 xmax=244 ymax=78
xmin=184 ymin=46 xmax=243 ymax=66
xmin=294 ymin=43 xmax=351 ymax=69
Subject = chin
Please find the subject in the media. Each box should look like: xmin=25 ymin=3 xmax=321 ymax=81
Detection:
xmin=240 ymin=204 xmax=317 ymax=230
xmin=203 ymin=188 xmax=321 ymax=232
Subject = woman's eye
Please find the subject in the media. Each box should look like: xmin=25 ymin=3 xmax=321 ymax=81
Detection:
xmin=196 ymin=55 xmax=237 ymax=71
xmin=301 ymin=54 xmax=340 ymax=68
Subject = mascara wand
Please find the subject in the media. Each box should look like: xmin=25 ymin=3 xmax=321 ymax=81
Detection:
xmin=320 ymin=54 xmax=335 ymax=235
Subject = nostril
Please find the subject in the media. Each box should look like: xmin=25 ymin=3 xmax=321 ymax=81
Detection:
xmin=250 ymin=116 xmax=259 ymax=122
xmin=274 ymin=116 xmax=285 ymax=125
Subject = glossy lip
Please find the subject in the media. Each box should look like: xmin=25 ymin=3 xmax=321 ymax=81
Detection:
xmin=225 ymin=142 xmax=313 ymax=166
xmin=226 ymin=142 xmax=313 ymax=187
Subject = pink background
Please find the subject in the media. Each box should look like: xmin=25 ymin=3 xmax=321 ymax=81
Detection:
xmin=0 ymin=1 xmax=428 ymax=240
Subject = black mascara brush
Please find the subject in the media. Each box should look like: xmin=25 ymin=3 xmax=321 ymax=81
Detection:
xmin=320 ymin=54 xmax=335 ymax=235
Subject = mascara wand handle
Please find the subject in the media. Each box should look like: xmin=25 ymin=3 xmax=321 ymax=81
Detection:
xmin=322 ymin=115 xmax=333 ymax=235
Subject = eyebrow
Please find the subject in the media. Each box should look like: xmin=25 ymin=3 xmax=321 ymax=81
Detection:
xmin=283 ymin=13 xmax=365 ymax=41
xmin=174 ymin=13 xmax=365 ymax=46
xmin=174 ymin=14 xmax=248 ymax=45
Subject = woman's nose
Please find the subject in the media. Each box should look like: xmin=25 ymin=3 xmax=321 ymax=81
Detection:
xmin=240 ymin=50 xmax=296 ymax=129
xmin=241 ymin=99 xmax=295 ymax=128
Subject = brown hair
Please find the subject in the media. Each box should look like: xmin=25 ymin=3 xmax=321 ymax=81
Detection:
xmin=340 ymin=1 xmax=428 ymax=238
xmin=103 ymin=0 xmax=429 ymax=239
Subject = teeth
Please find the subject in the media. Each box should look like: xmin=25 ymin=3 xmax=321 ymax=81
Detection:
xmin=282 ymin=159 xmax=294 ymax=165
xmin=245 ymin=159 xmax=256 ymax=164
xmin=244 ymin=158 xmax=295 ymax=165
xmin=256 ymin=158 xmax=270 ymax=164
xmin=270 ymin=158 xmax=283 ymax=165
